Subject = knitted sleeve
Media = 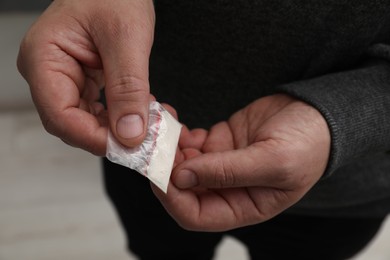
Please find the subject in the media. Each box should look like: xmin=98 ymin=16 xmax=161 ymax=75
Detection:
xmin=277 ymin=44 xmax=390 ymax=176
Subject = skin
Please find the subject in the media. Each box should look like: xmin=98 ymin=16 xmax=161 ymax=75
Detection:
xmin=17 ymin=0 xmax=155 ymax=155
xmin=17 ymin=1 xmax=331 ymax=232
xmin=155 ymin=94 xmax=331 ymax=232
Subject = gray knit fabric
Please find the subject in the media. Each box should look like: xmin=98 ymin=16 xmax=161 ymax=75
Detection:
xmin=149 ymin=0 xmax=390 ymax=217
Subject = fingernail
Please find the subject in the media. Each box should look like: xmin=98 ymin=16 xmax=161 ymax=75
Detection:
xmin=175 ymin=170 xmax=198 ymax=189
xmin=116 ymin=114 xmax=143 ymax=139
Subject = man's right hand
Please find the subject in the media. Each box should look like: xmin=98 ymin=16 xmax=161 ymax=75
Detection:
xmin=17 ymin=0 xmax=155 ymax=155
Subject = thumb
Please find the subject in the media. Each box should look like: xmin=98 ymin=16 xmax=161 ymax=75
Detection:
xmin=94 ymin=1 xmax=155 ymax=147
xmin=172 ymin=146 xmax=284 ymax=189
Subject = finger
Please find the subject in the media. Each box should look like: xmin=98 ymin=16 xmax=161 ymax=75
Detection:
xmin=93 ymin=1 xmax=155 ymax=148
xmin=151 ymin=178 xmax=267 ymax=232
xmin=172 ymin=141 xmax=295 ymax=190
xmin=160 ymin=103 xmax=178 ymax=120
xmin=34 ymin=70 xmax=107 ymax=155
xmin=173 ymin=147 xmax=203 ymax=168
xmin=17 ymin=21 xmax=108 ymax=155
xmin=202 ymin=121 xmax=234 ymax=153
xmin=179 ymin=126 xmax=208 ymax=150
xmin=149 ymin=181 xmax=229 ymax=231
xmin=81 ymin=68 xmax=105 ymax=102
xmin=182 ymin=148 xmax=203 ymax=160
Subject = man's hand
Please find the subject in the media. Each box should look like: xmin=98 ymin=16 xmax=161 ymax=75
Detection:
xmin=153 ymin=94 xmax=331 ymax=232
xmin=17 ymin=0 xmax=155 ymax=155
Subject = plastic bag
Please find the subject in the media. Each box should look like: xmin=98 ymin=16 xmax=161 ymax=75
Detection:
xmin=106 ymin=101 xmax=182 ymax=193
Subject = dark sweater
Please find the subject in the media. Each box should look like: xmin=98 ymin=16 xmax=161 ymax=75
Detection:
xmin=149 ymin=0 xmax=390 ymax=217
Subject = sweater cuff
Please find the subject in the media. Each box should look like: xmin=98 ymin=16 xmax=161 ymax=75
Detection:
xmin=276 ymin=61 xmax=390 ymax=177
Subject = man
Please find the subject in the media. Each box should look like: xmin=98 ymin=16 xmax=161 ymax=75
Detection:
xmin=18 ymin=0 xmax=390 ymax=259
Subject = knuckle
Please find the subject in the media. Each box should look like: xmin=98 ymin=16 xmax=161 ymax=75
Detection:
xmin=41 ymin=114 xmax=59 ymax=137
xmin=212 ymin=155 xmax=236 ymax=188
xmin=16 ymin=36 xmax=32 ymax=76
xmin=108 ymin=75 xmax=149 ymax=101
xmin=16 ymin=47 xmax=25 ymax=74
xmin=38 ymin=107 xmax=63 ymax=137
xmin=176 ymin=219 xmax=199 ymax=232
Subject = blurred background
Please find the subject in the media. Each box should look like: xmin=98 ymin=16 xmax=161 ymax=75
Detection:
xmin=0 ymin=1 xmax=389 ymax=260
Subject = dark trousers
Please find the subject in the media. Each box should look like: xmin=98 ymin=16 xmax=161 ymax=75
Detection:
xmin=103 ymin=158 xmax=385 ymax=260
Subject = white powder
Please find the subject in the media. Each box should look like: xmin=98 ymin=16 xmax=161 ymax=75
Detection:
xmin=106 ymin=101 xmax=182 ymax=193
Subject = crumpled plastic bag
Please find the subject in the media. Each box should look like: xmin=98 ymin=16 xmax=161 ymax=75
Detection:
xmin=106 ymin=101 xmax=182 ymax=193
